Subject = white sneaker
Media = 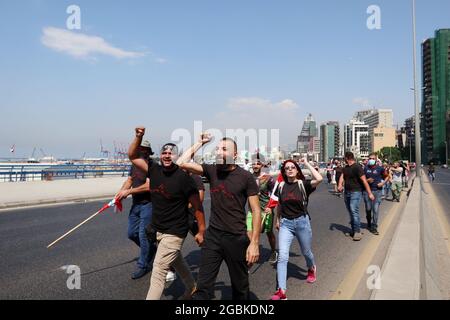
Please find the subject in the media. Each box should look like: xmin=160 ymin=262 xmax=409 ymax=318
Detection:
xmin=166 ymin=270 xmax=177 ymax=282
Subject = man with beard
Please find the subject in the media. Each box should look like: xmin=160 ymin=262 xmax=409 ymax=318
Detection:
xmin=128 ymin=127 xmax=206 ymax=300
xmin=179 ymin=134 xmax=261 ymax=300
xmin=247 ymin=153 xmax=277 ymax=265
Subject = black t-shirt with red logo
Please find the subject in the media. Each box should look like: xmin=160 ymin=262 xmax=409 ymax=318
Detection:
xmin=147 ymin=162 xmax=199 ymax=237
xmin=275 ymin=180 xmax=315 ymax=219
xmin=129 ymin=164 xmax=152 ymax=205
xmin=202 ymin=164 xmax=259 ymax=235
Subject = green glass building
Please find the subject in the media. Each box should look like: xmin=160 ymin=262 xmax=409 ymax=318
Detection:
xmin=421 ymin=29 xmax=450 ymax=164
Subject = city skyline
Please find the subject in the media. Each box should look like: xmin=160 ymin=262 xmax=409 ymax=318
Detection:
xmin=1 ymin=1 xmax=450 ymax=158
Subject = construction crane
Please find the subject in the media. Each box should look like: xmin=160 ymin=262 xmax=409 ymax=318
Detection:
xmin=100 ymin=140 xmax=110 ymax=159
xmin=28 ymin=147 xmax=39 ymax=163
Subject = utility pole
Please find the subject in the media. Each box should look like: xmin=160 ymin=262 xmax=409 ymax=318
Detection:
xmin=412 ymin=0 xmax=422 ymax=177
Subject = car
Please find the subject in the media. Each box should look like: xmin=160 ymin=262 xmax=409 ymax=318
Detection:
xmin=442 ymin=164 xmax=448 ymax=169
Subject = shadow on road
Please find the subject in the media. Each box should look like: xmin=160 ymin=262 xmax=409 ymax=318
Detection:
xmin=80 ymin=257 xmax=138 ymax=276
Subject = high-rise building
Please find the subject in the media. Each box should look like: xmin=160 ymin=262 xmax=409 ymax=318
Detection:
xmin=320 ymin=121 xmax=340 ymax=162
xmin=297 ymin=113 xmax=318 ymax=155
xmin=344 ymin=120 xmax=369 ymax=159
xmin=354 ymin=109 xmax=374 ymax=122
xmin=361 ymin=109 xmax=394 ymax=152
xmin=421 ymin=29 xmax=450 ymax=164
xmin=373 ymin=127 xmax=396 ymax=153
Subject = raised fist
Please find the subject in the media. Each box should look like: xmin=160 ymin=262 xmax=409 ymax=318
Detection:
xmin=135 ymin=127 xmax=145 ymax=138
xmin=199 ymin=132 xmax=212 ymax=145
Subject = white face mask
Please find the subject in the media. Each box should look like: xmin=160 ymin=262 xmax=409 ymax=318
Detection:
xmin=368 ymin=159 xmax=376 ymax=166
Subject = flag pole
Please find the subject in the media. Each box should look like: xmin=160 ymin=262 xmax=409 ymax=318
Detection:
xmin=47 ymin=209 xmax=104 ymax=248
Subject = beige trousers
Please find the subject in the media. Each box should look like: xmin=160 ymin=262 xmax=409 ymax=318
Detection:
xmin=145 ymin=232 xmax=195 ymax=300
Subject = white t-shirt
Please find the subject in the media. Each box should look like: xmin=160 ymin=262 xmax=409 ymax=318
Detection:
xmin=391 ymin=168 xmax=403 ymax=182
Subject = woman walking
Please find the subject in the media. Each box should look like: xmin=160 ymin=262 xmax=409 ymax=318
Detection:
xmin=270 ymin=157 xmax=323 ymax=300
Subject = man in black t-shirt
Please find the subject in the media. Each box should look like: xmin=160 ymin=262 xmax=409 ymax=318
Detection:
xmin=337 ymin=152 xmax=374 ymax=241
xmin=128 ymin=127 xmax=206 ymax=300
xmin=115 ymin=140 xmax=156 ymax=280
xmin=179 ymin=134 xmax=261 ymax=300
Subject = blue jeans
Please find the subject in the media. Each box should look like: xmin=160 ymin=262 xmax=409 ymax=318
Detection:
xmin=128 ymin=202 xmax=156 ymax=270
xmin=363 ymin=190 xmax=382 ymax=229
xmin=277 ymin=216 xmax=315 ymax=291
xmin=344 ymin=191 xmax=362 ymax=233
xmin=384 ymin=182 xmax=392 ymax=198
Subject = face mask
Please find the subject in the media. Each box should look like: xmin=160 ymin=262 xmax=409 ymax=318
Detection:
xmin=368 ymin=159 xmax=376 ymax=166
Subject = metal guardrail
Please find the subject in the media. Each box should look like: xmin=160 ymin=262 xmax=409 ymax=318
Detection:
xmin=0 ymin=164 xmax=131 ymax=182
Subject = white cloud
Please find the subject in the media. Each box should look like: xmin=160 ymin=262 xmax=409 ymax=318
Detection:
xmin=41 ymin=27 xmax=146 ymax=60
xmin=352 ymin=97 xmax=371 ymax=108
xmin=227 ymin=97 xmax=299 ymax=111
xmin=155 ymin=58 xmax=168 ymax=64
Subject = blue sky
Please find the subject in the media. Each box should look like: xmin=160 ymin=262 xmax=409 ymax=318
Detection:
xmin=1 ymin=0 xmax=449 ymax=158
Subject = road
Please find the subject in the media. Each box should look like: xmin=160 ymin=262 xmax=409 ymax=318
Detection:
xmin=426 ymin=168 xmax=450 ymax=224
xmin=0 ymin=183 xmax=400 ymax=300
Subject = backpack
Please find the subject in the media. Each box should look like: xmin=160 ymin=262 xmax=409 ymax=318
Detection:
xmin=278 ymin=180 xmax=311 ymax=219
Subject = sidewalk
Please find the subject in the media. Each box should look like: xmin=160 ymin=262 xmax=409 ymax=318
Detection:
xmin=0 ymin=177 xmax=126 ymax=209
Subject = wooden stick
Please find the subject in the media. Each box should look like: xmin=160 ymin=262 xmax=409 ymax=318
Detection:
xmin=260 ymin=212 xmax=267 ymax=228
xmin=47 ymin=209 xmax=103 ymax=248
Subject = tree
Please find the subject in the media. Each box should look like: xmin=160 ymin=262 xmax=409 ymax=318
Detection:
xmin=378 ymin=147 xmax=402 ymax=163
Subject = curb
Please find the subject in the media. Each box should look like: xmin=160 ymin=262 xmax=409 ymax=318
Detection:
xmin=0 ymin=194 xmax=116 ymax=210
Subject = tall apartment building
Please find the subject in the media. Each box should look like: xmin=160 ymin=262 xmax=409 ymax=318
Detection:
xmin=361 ymin=109 xmax=394 ymax=152
xmin=344 ymin=120 xmax=369 ymax=159
xmin=320 ymin=121 xmax=340 ymax=162
xmin=421 ymin=29 xmax=450 ymax=164
xmin=297 ymin=113 xmax=318 ymax=155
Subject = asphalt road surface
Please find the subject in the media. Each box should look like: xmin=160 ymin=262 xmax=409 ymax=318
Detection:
xmin=0 ymin=183 xmax=400 ymax=300
xmin=426 ymin=168 xmax=450 ymax=224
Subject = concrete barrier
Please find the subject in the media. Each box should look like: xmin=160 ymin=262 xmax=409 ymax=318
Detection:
xmin=372 ymin=172 xmax=450 ymax=300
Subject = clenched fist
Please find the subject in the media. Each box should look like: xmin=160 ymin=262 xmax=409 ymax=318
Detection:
xmin=135 ymin=127 xmax=145 ymax=138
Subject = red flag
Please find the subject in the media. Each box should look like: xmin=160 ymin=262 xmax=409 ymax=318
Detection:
xmin=98 ymin=197 xmax=123 ymax=214
xmin=266 ymin=173 xmax=284 ymax=209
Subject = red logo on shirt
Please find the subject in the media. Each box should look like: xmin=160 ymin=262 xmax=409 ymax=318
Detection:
xmin=282 ymin=192 xmax=300 ymax=202
xmin=150 ymin=184 xmax=171 ymax=199
xmin=210 ymin=184 xmax=234 ymax=199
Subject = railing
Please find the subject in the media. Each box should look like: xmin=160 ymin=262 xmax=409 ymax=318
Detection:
xmin=0 ymin=164 xmax=131 ymax=182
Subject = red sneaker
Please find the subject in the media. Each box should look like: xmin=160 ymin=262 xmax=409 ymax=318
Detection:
xmin=306 ymin=266 xmax=317 ymax=283
xmin=270 ymin=288 xmax=287 ymax=300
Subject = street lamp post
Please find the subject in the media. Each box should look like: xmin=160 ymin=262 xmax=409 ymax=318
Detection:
xmin=412 ymin=0 xmax=422 ymax=177
xmin=409 ymin=137 xmax=412 ymax=163
xmin=445 ymin=140 xmax=448 ymax=166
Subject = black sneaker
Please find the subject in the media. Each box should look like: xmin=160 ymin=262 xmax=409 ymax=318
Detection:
xmin=268 ymin=251 xmax=278 ymax=265
xmin=371 ymin=228 xmax=379 ymax=235
xmin=131 ymin=267 xmax=150 ymax=280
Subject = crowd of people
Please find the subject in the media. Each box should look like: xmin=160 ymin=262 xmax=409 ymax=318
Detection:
xmin=114 ymin=127 xmax=413 ymax=300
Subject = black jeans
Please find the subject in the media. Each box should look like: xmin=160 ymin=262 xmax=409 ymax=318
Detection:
xmin=193 ymin=226 xmax=250 ymax=300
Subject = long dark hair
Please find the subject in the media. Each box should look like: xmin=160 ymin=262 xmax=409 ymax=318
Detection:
xmin=281 ymin=160 xmax=306 ymax=183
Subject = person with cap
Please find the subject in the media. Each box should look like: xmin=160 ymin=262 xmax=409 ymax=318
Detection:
xmin=128 ymin=127 xmax=206 ymax=300
xmin=247 ymin=153 xmax=277 ymax=265
xmin=178 ymin=133 xmax=261 ymax=300
xmin=115 ymin=140 xmax=156 ymax=279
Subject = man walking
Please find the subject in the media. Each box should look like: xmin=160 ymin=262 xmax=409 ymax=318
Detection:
xmin=338 ymin=152 xmax=375 ymax=241
xmin=363 ymin=153 xmax=389 ymax=235
xmin=247 ymin=153 xmax=277 ymax=265
xmin=179 ymin=133 xmax=261 ymax=300
xmin=390 ymin=162 xmax=404 ymax=202
xmin=116 ymin=140 xmax=156 ymax=279
xmin=128 ymin=127 xmax=206 ymax=300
